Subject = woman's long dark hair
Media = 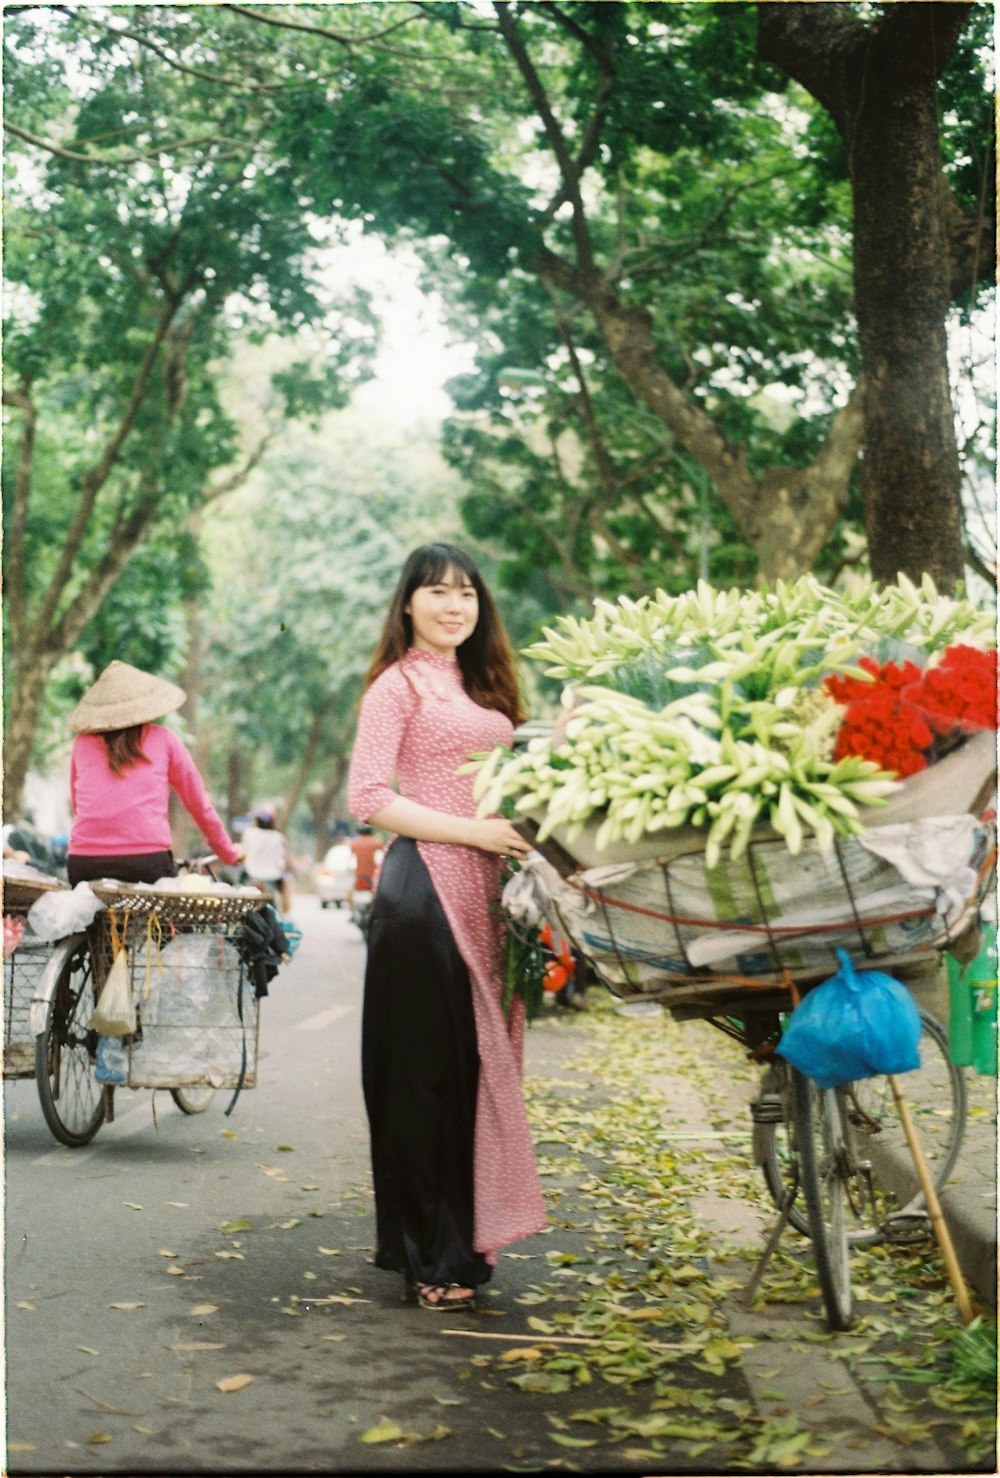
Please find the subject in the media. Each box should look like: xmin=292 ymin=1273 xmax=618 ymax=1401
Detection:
xmin=365 ymin=543 xmax=527 ymax=725
xmin=101 ymin=724 xmax=150 ymax=777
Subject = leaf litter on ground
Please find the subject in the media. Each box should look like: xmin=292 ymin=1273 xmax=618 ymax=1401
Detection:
xmin=477 ymin=992 xmax=999 ymax=1469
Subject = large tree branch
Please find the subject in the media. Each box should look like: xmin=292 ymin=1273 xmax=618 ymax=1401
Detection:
xmin=3 ymin=120 xmax=241 ymax=167
xmin=757 ymin=2 xmax=972 ymax=137
xmin=756 ymin=3 xmax=863 ymax=127
xmin=494 ymin=1 xmax=595 ymax=273
xmin=538 ymin=245 xmax=758 ymax=509
xmin=536 ymin=3 xmax=615 ymax=223
xmin=221 ymin=3 xmax=421 ymax=50
xmin=33 ymin=292 xmax=185 ymax=639
xmin=203 ymin=431 xmax=278 ymax=505
xmin=538 ymin=243 xmax=866 ymax=577
xmin=867 ymin=2 xmax=974 ymax=85
xmin=48 ymin=479 xmax=164 ymax=656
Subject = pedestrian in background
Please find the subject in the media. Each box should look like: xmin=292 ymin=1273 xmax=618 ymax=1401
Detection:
xmin=241 ymin=805 xmax=294 ymax=915
xmin=347 ymin=541 xmax=546 ymax=1312
xmin=65 ymin=660 xmax=242 ymax=887
xmin=348 ymin=824 xmax=383 ymax=893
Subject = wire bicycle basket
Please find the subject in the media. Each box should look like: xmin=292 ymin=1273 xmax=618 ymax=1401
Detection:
xmin=88 ymin=884 xmax=271 ymax=1093
xmin=518 ymin=766 xmax=997 ymax=1023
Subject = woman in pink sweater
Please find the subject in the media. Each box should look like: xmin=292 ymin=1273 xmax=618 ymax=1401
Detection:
xmin=66 ymin=661 xmax=241 ymax=887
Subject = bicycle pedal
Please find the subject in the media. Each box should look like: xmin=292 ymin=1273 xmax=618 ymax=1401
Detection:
xmin=882 ymin=1213 xmax=931 ymax=1245
xmin=750 ymin=1095 xmax=784 ymax=1125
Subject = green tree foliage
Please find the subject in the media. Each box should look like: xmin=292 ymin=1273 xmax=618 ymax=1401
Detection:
xmin=4 ymin=2 xmax=992 ymax=816
xmin=214 ymin=1 xmax=991 ymax=602
xmin=2 ymin=5 xmax=377 ymax=815
xmin=195 ymin=406 xmax=470 ymax=848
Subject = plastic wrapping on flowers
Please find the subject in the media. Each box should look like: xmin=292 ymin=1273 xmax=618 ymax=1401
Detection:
xmin=464 ymin=573 xmax=996 ymax=869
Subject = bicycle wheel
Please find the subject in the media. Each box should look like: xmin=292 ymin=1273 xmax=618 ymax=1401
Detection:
xmin=35 ymin=940 xmax=106 ymax=1147
xmin=755 ymin=1007 xmax=966 ymax=1246
xmin=842 ymin=1008 xmax=967 ymax=1241
xmin=170 ymin=1086 xmax=216 ymax=1114
xmin=793 ymin=1067 xmax=854 ymax=1331
xmin=753 ymin=1059 xmax=811 ymax=1235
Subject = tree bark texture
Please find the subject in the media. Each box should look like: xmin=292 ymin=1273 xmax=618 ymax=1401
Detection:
xmin=3 ymin=663 xmax=52 ymax=826
xmin=757 ymin=1 xmax=972 ymax=591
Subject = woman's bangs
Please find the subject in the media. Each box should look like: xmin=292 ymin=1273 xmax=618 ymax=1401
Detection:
xmin=412 ymin=545 xmax=477 ymax=591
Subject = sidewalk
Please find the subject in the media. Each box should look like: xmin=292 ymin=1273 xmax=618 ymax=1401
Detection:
xmin=887 ymin=1064 xmax=997 ymax=1309
xmin=617 ymin=991 xmax=998 ymax=1312
xmin=894 ymin=964 xmax=999 ymax=1310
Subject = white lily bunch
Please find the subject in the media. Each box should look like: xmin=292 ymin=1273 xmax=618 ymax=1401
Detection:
xmin=466 ymin=574 xmax=993 ymax=867
xmin=524 ymin=573 xmax=993 ymax=682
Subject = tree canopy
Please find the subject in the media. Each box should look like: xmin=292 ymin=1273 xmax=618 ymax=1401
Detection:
xmin=3 ymin=1 xmax=994 ymax=827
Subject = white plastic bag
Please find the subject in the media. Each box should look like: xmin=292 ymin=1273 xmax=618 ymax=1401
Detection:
xmin=91 ymin=924 xmax=136 ymax=1035
xmin=27 ymin=883 xmax=105 ymax=941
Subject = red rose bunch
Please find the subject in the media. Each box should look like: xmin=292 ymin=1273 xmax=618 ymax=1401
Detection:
xmin=905 ymin=644 xmax=998 ymax=736
xmin=825 ymin=644 xmax=998 ymax=777
xmin=825 ymin=657 xmax=934 ymax=776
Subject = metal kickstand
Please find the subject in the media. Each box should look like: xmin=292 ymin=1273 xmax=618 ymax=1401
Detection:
xmin=740 ymin=1166 xmax=799 ymax=1310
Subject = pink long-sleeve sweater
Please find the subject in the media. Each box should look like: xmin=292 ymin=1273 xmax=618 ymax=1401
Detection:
xmin=69 ymin=724 xmax=240 ymax=866
xmin=347 ymin=647 xmax=546 ymax=1262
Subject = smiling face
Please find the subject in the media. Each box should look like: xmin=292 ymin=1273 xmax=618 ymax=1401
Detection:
xmin=405 ymin=565 xmax=480 ymax=657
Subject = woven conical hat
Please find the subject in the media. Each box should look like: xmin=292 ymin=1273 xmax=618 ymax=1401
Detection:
xmin=69 ymin=661 xmax=187 ymax=734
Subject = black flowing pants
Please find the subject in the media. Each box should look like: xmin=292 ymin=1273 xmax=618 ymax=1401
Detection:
xmin=361 ymin=837 xmax=490 ymax=1289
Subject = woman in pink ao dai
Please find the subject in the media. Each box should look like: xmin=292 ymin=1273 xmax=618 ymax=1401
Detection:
xmin=347 ymin=543 xmax=546 ymax=1312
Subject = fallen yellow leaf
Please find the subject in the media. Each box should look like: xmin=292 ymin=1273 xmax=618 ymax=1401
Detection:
xmin=190 ymin=1304 xmax=220 ymax=1317
xmin=215 ymin=1373 xmax=254 ymax=1394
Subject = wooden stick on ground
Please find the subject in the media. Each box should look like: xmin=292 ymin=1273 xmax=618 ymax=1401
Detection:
xmin=887 ymin=1074 xmax=974 ymax=1324
xmin=439 ymin=1330 xmax=691 ymax=1350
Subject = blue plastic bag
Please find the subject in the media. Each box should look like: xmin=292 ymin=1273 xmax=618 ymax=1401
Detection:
xmin=775 ymin=948 xmax=922 ymax=1088
xmin=280 ymin=919 xmax=303 ymax=959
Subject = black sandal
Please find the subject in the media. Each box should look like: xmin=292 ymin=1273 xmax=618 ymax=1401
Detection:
xmin=403 ymin=1276 xmax=476 ymax=1311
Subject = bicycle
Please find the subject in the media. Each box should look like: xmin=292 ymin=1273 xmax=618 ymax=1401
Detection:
xmin=4 ymin=858 xmax=270 ymax=1148
xmin=702 ymin=997 xmax=965 ymax=1331
xmin=525 ymin=812 xmax=993 ymax=1332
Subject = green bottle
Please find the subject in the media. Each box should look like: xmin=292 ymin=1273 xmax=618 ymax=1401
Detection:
xmin=965 ymin=926 xmax=998 ymax=1078
xmin=946 ymin=950 xmax=975 ymax=1067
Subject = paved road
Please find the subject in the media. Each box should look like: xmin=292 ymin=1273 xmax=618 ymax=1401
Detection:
xmin=4 ymin=894 xmax=995 ymax=1474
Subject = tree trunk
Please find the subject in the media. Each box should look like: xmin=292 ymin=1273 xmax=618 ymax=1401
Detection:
xmin=308 ymin=755 xmax=349 ymax=861
xmin=276 ymin=705 xmax=331 ymax=834
xmin=757 ymin=1 xmax=971 ymax=592
xmin=169 ymin=582 xmax=210 ymax=856
xmin=3 ymin=654 xmax=57 ymax=821
xmin=226 ymin=743 xmax=252 ymax=827
xmin=849 ymin=45 xmax=964 ymax=588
